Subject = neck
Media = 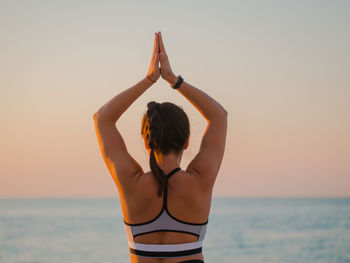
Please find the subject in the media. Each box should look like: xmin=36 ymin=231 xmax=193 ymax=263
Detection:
xmin=153 ymin=151 xmax=183 ymax=174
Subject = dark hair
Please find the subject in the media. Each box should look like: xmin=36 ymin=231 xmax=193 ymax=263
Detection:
xmin=141 ymin=101 xmax=190 ymax=196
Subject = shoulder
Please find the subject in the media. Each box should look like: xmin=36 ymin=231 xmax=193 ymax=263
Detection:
xmin=169 ymin=169 xmax=211 ymax=195
xmin=126 ymin=171 xmax=159 ymax=197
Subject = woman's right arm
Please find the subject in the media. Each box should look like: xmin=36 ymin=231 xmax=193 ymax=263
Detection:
xmin=158 ymin=31 xmax=228 ymax=190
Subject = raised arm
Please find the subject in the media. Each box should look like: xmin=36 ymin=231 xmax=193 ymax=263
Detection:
xmin=93 ymin=33 xmax=161 ymax=192
xmin=158 ymin=31 xmax=228 ymax=189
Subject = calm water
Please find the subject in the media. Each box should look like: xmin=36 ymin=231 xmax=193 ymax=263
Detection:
xmin=0 ymin=198 xmax=349 ymax=263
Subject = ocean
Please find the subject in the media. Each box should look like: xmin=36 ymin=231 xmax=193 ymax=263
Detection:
xmin=0 ymin=198 xmax=349 ymax=263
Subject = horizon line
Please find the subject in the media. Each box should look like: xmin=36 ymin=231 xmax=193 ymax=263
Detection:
xmin=1 ymin=196 xmax=350 ymax=199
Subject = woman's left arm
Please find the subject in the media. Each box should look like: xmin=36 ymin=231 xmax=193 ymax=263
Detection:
xmin=93 ymin=32 xmax=160 ymax=192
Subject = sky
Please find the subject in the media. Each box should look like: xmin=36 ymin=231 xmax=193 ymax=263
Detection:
xmin=0 ymin=0 xmax=349 ymax=198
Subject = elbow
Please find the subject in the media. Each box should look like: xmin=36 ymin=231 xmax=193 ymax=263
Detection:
xmin=93 ymin=105 xmax=105 ymax=119
xmin=93 ymin=111 xmax=104 ymax=122
xmin=219 ymin=106 xmax=228 ymax=118
xmin=93 ymin=108 xmax=104 ymax=119
xmin=207 ymin=108 xmax=227 ymax=123
xmin=217 ymin=108 xmax=228 ymax=124
xmin=206 ymin=107 xmax=228 ymax=122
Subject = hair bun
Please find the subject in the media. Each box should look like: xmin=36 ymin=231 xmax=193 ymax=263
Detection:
xmin=147 ymin=101 xmax=161 ymax=118
xmin=147 ymin=101 xmax=160 ymax=110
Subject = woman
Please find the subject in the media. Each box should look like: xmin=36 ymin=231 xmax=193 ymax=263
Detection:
xmin=93 ymin=31 xmax=227 ymax=263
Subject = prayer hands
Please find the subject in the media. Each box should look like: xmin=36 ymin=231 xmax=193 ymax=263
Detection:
xmin=146 ymin=32 xmax=161 ymax=83
xmin=147 ymin=31 xmax=178 ymax=85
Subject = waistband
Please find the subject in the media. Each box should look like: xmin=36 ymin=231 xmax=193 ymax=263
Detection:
xmin=128 ymin=240 xmax=203 ymax=258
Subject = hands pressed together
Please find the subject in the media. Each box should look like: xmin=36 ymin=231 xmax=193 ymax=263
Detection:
xmin=147 ymin=31 xmax=179 ymax=86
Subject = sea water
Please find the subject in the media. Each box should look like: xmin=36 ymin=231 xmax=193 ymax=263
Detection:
xmin=0 ymin=198 xmax=349 ymax=263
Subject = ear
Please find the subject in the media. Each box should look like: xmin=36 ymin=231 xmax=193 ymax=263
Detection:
xmin=184 ymin=135 xmax=190 ymax=150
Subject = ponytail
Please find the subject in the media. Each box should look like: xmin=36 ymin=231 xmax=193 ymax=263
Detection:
xmin=141 ymin=101 xmax=190 ymax=197
xmin=149 ymin=146 xmax=167 ymax=196
xmin=146 ymin=102 xmax=167 ymax=197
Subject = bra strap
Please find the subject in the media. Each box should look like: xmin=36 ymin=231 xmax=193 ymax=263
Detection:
xmin=163 ymin=167 xmax=181 ymax=209
xmin=167 ymin=167 xmax=181 ymax=179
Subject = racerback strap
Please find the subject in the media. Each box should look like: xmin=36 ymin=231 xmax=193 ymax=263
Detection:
xmin=163 ymin=167 xmax=181 ymax=209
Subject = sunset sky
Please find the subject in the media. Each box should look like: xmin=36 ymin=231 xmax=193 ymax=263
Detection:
xmin=1 ymin=0 xmax=349 ymax=197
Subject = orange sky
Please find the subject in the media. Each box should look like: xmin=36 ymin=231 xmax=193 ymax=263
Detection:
xmin=1 ymin=1 xmax=349 ymax=197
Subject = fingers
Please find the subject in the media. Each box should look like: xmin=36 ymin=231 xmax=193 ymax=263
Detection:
xmin=152 ymin=33 xmax=156 ymax=56
xmin=153 ymin=52 xmax=160 ymax=68
xmin=154 ymin=33 xmax=160 ymax=65
xmin=158 ymin=31 xmax=166 ymax=53
xmin=151 ymin=33 xmax=160 ymax=62
xmin=155 ymin=32 xmax=159 ymax=53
